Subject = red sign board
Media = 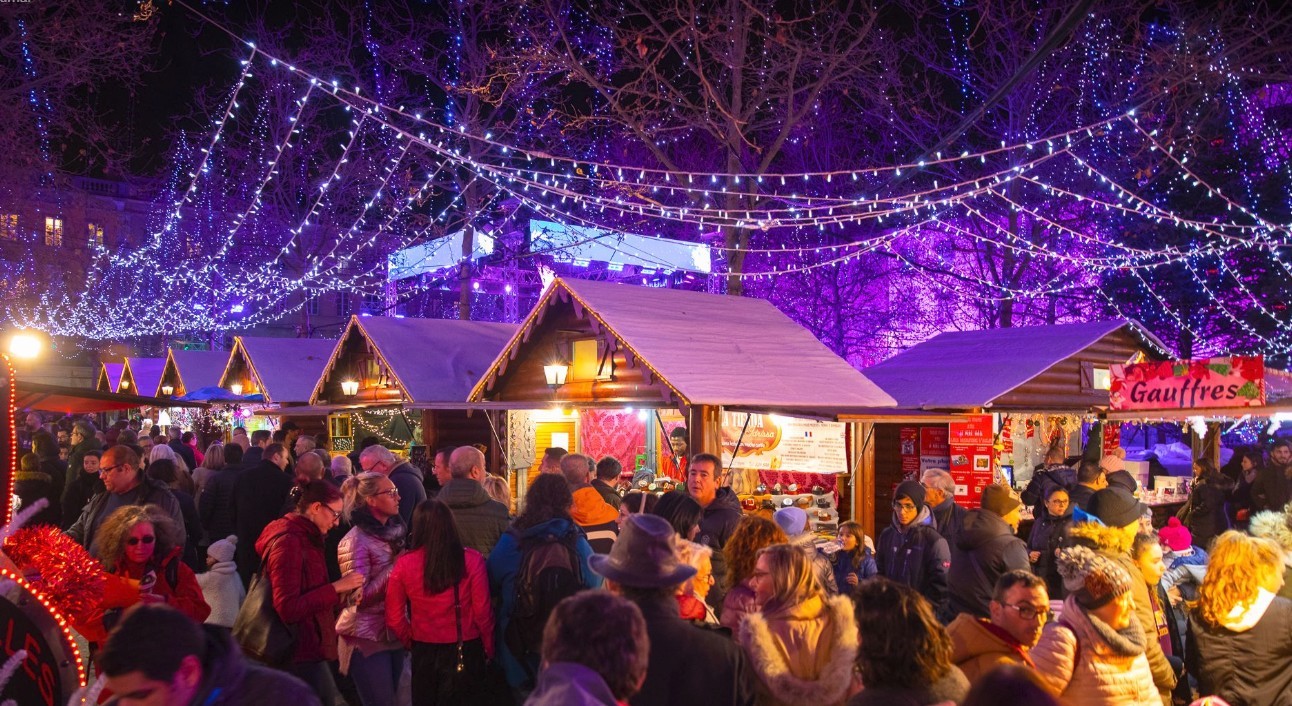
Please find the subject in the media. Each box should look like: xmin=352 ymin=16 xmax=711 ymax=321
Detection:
xmin=949 ymin=415 xmax=995 ymax=506
xmin=1110 ymin=356 xmax=1265 ymax=411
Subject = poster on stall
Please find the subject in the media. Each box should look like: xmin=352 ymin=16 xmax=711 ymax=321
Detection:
xmin=1102 ymin=422 xmax=1121 ymax=456
xmin=920 ymin=427 xmax=950 ymax=471
xmin=949 ymin=414 xmax=995 ymax=505
xmin=720 ymin=411 xmax=847 ymax=474
xmin=900 ymin=427 xmax=921 ymax=476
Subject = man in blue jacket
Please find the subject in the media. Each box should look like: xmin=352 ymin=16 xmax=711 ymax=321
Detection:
xmin=877 ymin=480 xmax=951 ymax=619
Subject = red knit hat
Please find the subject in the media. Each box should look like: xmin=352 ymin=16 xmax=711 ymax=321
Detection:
xmin=1158 ymin=517 xmax=1193 ymax=552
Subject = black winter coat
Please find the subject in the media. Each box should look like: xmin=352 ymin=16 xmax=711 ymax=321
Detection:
xmin=1187 ymin=595 xmax=1292 ymax=706
xmin=930 ymin=497 xmax=968 ymax=550
xmin=231 ymin=460 xmax=294 ymax=585
xmin=14 ymin=469 xmax=60 ymax=527
xmin=199 ymin=466 xmax=243 ymax=542
xmin=241 ymin=446 xmax=264 ymax=470
xmin=1027 ymin=507 xmax=1073 ymax=599
xmin=1020 ymin=465 xmax=1076 ymax=513
xmin=877 ymin=508 xmax=951 ymax=617
xmin=1179 ymin=472 xmax=1235 ymax=550
xmin=628 ymin=593 xmax=756 ymax=706
xmin=947 ymin=510 xmax=1030 ymax=620
xmin=1250 ymin=464 xmax=1291 ymax=515
xmin=169 ymin=439 xmax=198 ymax=471
xmin=387 ymin=462 xmax=427 ymax=531
xmin=191 ymin=626 xmax=322 ymax=706
xmin=172 ymin=488 xmax=204 ymax=571
xmin=60 ymin=470 xmax=103 ymax=531
xmin=1067 ymin=483 xmax=1098 ymax=510
xmin=438 ymin=477 xmax=510 ymax=557
xmin=693 ymin=487 xmax=744 ymax=608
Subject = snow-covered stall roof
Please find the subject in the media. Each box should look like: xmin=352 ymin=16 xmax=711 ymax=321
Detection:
xmin=862 ymin=320 xmax=1171 ymax=410
xmin=96 ymin=362 xmax=125 ymax=393
xmin=229 ymin=337 xmax=339 ymax=404
xmin=164 ymin=350 xmax=231 ymax=395
xmin=311 ymin=317 xmax=518 ymax=405
xmin=123 ymin=357 xmax=167 ymax=398
xmin=471 ymin=277 xmax=898 ymax=414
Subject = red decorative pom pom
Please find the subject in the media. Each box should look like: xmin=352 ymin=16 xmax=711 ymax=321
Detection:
xmin=4 ymin=526 xmax=104 ymax=620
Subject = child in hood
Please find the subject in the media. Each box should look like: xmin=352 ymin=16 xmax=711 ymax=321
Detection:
xmin=196 ymin=535 xmax=246 ymax=634
xmin=1158 ymin=518 xmax=1208 ymax=601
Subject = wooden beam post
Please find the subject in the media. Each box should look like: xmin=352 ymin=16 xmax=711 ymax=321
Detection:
xmin=855 ymin=422 xmax=876 ymax=538
xmin=688 ymin=404 xmax=722 ymax=459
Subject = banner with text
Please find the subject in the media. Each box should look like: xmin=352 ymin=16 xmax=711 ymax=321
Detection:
xmin=1110 ymin=356 xmax=1265 ymax=411
xmin=720 ymin=411 xmax=847 ymax=474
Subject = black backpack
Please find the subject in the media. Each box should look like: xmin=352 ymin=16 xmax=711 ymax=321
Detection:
xmin=504 ymin=527 xmax=583 ymax=684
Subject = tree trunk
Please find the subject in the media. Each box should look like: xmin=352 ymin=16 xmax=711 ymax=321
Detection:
xmin=458 ymin=221 xmax=474 ymax=320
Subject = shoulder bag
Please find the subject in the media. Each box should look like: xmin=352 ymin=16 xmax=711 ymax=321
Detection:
xmin=232 ymin=532 xmax=297 ymax=666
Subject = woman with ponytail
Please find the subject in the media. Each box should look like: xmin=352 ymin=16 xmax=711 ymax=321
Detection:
xmin=257 ymin=479 xmax=365 ymax=703
xmin=336 ymin=472 xmax=409 ymax=705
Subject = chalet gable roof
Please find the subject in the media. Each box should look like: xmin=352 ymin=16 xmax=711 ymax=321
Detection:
xmin=164 ymin=350 xmax=231 ymax=394
xmin=229 ymin=337 xmax=339 ymax=404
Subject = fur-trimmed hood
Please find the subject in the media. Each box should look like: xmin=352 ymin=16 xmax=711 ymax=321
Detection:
xmin=1249 ymin=505 xmax=1292 ymax=567
xmin=738 ymin=594 xmax=859 ymax=706
xmin=1068 ymin=520 xmax=1133 ymax=554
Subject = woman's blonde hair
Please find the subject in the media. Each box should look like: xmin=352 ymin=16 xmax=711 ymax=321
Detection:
xmin=676 ymin=540 xmax=713 ymax=596
xmin=96 ymin=504 xmax=182 ymax=573
xmin=200 ymin=442 xmax=225 ymax=470
xmin=755 ymin=543 xmax=821 ymax=616
xmin=482 ymin=474 xmax=512 ymax=514
xmin=340 ymin=471 xmax=388 ymax=522
xmin=1192 ymin=531 xmax=1284 ymax=628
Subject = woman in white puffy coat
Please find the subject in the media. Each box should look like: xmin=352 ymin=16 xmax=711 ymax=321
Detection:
xmin=336 ymin=472 xmax=409 ymax=706
xmin=1030 ymin=545 xmax=1159 ymax=706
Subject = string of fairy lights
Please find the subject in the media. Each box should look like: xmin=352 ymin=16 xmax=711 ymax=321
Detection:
xmin=8 ymin=0 xmax=1292 ymax=358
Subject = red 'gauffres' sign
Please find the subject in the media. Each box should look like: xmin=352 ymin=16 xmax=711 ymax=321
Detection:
xmin=1109 ymin=356 xmax=1265 ymax=411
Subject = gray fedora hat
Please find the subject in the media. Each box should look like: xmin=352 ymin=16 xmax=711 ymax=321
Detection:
xmin=589 ymin=514 xmax=697 ymax=588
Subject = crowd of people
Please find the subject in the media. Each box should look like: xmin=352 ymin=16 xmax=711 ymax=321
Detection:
xmin=11 ymin=411 xmax=1292 ymax=706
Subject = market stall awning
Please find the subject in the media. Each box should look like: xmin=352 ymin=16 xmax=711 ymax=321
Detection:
xmin=311 ymin=316 xmax=518 ymax=406
xmin=222 ymin=337 xmax=338 ymax=404
xmin=161 ymin=349 xmax=231 ymax=397
xmin=469 ymin=277 xmax=897 ymax=416
xmin=12 ymin=381 xmax=208 ymax=414
xmin=121 ymin=357 xmax=166 ymax=397
xmin=861 ymin=320 xmax=1171 ymax=411
xmin=95 ymin=362 xmax=124 ymax=393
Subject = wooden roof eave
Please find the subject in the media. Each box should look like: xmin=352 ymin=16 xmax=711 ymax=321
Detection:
xmin=468 ymin=278 xmax=692 ymax=409
xmin=309 ymin=316 xmax=362 ymax=405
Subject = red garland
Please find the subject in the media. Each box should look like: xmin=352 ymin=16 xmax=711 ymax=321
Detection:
xmin=4 ymin=526 xmax=104 ymax=620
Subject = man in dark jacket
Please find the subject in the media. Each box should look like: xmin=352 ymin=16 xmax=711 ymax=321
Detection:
xmin=922 ymin=469 xmax=968 ymax=550
xmin=65 ymin=420 xmax=102 ymax=491
xmin=1251 ymin=438 xmax=1292 ymax=513
xmin=360 ymin=444 xmax=427 ymax=530
xmin=241 ymin=429 xmax=271 ymax=469
xmin=591 ymin=514 xmax=756 ymax=706
xmin=61 ymin=449 xmax=103 ymax=530
xmin=947 ymin=484 xmax=1031 ymax=620
xmin=1020 ymin=447 xmax=1076 ymax=514
xmin=230 ymin=443 xmax=294 ymax=586
xmin=877 ymin=480 xmax=951 ymax=618
xmin=439 ymin=445 xmax=510 ymax=556
xmin=66 ymin=445 xmax=186 ymax=558
xmin=100 ymin=604 xmax=321 ymax=706
xmin=1067 ymin=460 xmax=1107 ymax=510
xmin=167 ymin=425 xmax=198 ymax=470
xmin=593 ymin=456 xmax=624 ymax=509
xmin=684 ymin=453 xmax=743 ymax=607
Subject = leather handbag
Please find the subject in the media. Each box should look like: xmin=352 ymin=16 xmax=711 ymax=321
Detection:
xmin=233 ymin=533 xmax=297 ymax=666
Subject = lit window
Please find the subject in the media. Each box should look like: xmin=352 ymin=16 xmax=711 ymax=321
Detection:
xmin=305 ymin=296 xmax=319 ymax=316
xmin=87 ymin=223 xmax=104 ymax=247
xmin=1092 ymin=367 xmax=1111 ymax=391
xmin=361 ymin=293 xmax=383 ymax=315
xmin=336 ymin=293 xmax=352 ymax=316
xmin=0 ymin=214 xmax=17 ymax=240
xmin=44 ymin=216 xmax=63 ymax=246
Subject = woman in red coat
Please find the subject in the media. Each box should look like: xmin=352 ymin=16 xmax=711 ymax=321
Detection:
xmin=85 ymin=504 xmax=210 ymax=645
xmin=386 ymin=499 xmax=493 ymax=705
xmin=257 ymin=480 xmax=365 ymax=703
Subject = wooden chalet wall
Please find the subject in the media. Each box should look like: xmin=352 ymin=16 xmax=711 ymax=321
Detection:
xmin=990 ymin=328 xmax=1152 ymax=410
xmin=419 ymin=409 xmax=504 ymax=476
xmin=221 ymin=347 xmax=256 ymax=396
xmin=315 ymin=325 xmax=405 ymax=406
xmin=484 ymin=299 xmax=676 ymax=407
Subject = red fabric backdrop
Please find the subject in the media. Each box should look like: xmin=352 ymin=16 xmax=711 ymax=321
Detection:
xmin=579 ymin=410 xmax=647 ymax=471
